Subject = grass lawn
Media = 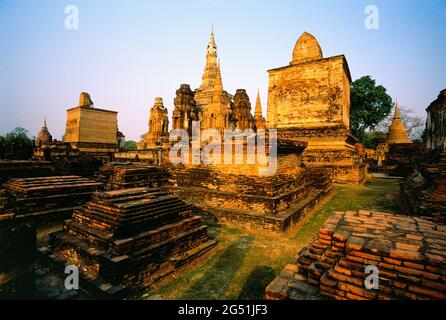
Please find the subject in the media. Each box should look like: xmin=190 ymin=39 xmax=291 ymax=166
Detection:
xmin=146 ymin=178 xmax=400 ymax=300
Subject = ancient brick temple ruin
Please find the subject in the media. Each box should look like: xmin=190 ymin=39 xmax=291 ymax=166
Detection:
xmin=372 ymin=100 xmax=419 ymax=176
xmin=141 ymin=97 xmax=170 ymax=148
xmin=266 ymin=32 xmax=366 ymax=184
xmin=254 ymin=89 xmax=266 ymax=130
xmin=45 ymin=187 xmax=216 ymax=296
xmin=425 ymin=89 xmax=446 ymax=151
xmin=385 ymin=99 xmax=413 ymax=145
xmin=162 ymin=29 xmax=333 ymax=233
xmin=0 ymin=173 xmax=101 ymax=297
xmin=0 ymin=140 xmax=214 ymax=298
xmin=35 ymin=118 xmax=53 ymax=147
xmin=166 ymin=141 xmax=332 ymax=233
xmin=4 ymin=23 xmax=445 ymax=302
xmin=401 ymin=89 xmax=446 ymax=223
xmin=230 ymin=89 xmax=255 ymax=131
xmin=0 ymin=160 xmax=54 ymax=184
xmin=172 ymin=84 xmax=199 ymax=136
xmin=169 ymin=28 xmax=260 ymax=135
xmin=266 ymin=211 xmax=446 ymax=300
xmin=64 ymin=92 xmax=120 ymax=154
xmin=194 ymin=27 xmax=233 ymax=124
xmin=267 ymin=89 xmax=446 ymax=300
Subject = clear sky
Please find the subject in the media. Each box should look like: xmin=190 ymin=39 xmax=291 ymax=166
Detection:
xmin=1 ymin=0 xmax=445 ymax=141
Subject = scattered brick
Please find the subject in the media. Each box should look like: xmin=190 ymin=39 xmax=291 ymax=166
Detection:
xmin=267 ymin=211 xmax=446 ymax=300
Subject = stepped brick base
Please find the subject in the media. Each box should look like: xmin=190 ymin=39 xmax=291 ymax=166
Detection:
xmin=302 ymin=149 xmax=367 ymax=185
xmin=95 ymin=163 xmax=169 ymax=190
xmin=0 ymin=160 xmax=54 ymax=184
xmin=3 ymin=176 xmax=102 ymax=225
xmin=45 ymin=188 xmax=216 ymax=297
xmin=166 ymin=166 xmax=333 ymax=233
xmin=275 ymin=127 xmax=367 ymax=185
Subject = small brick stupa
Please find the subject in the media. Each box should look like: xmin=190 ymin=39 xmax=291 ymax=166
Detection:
xmin=35 ymin=118 xmax=53 ymax=146
xmin=142 ymin=97 xmax=169 ymax=148
xmin=385 ymin=99 xmax=412 ymax=144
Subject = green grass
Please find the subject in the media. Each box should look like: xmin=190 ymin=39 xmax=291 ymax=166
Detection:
xmin=146 ymin=178 xmax=400 ymax=300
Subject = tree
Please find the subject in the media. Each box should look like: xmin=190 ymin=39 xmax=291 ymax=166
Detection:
xmin=124 ymin=140 xmax=137 ymax=151
xmin=362 ymin=131 xmax=387 ymax=149
xmin=350 ymin=76 xmax=393 ymax=141
xmin=375 ymin=105 xmax=425 ymax=142
xmin=0 ymin=127 xmax=35 ymax=160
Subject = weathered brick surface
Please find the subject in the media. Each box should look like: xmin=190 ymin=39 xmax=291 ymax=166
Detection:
xmin=386 ymin=102 xmax=412 ymax=144
xmin=166 ymin=163 xmax=332 ymax=233
xmin=95 ymin=163 xmax=169 ymax=190
xmin=3 ymin=176 xmax=102 ymax=225
xmin=400 ymin=90 xmax=446 ymax=223
xmin=47 ymin=187 xmax=216 ymax=295
xmin=425 ymin=89 xmax=446 ymax=152
xmin=266 ymin=211 xmax=446 ymax=300
xmin=401 ymin=151 xmax=446 ymax=224
xmin=266 ymin=33 xmax=366 ymax=184
xmin=142 ymin=98 xmax=169 ymax=148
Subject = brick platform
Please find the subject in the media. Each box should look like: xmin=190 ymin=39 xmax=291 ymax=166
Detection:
xmin=3 ymin=176 xmax=102 ymax=225
xmin=166 ymin=166 xmax=332 ymax=233
xmin=266 ymin=211 xmax=446 ymax=300
xmin=45 ymin=187 xmax=216 ymax=297
xmin=95 ymin=163 xmax=169 ymax=190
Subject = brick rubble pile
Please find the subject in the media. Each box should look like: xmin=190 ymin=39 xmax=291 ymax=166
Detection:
xmin=266 ymin=210 xmax=446 ymax=300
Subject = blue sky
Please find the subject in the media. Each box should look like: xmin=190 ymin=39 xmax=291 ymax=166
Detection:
xmin=1 ymin=0 xmax=445 ymax=141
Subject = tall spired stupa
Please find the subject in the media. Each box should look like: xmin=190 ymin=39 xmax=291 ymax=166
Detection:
xmin=254 ymin=89 xmax=265 ymax=130
xmin=386 ymin=98 xmax=412 ymax=144
xmin=194 ymin=26 xmax=232 ymax=131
